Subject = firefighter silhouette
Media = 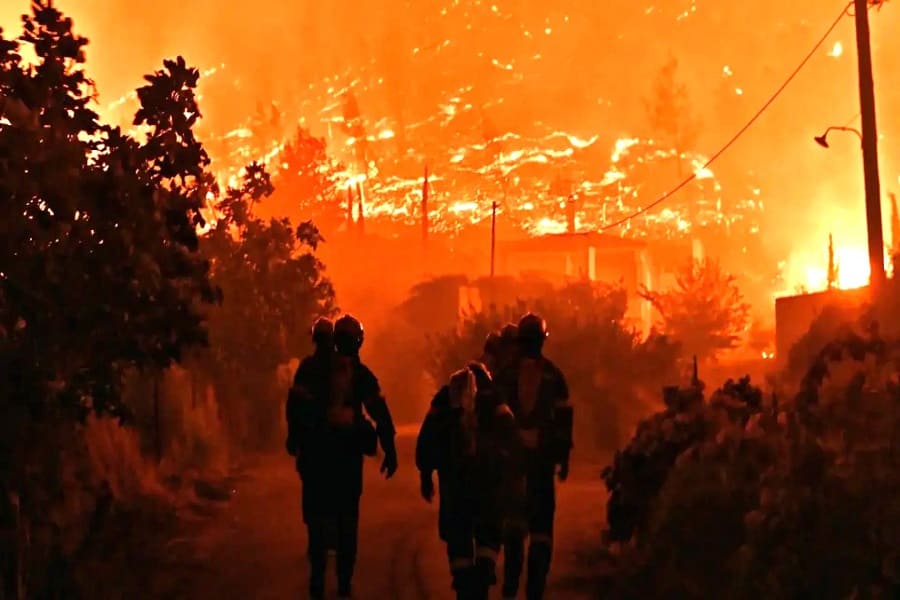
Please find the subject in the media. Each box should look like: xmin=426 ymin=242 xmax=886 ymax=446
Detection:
xmin=498 ymin=323 xmax=520 ymax=374
xmin=417 ymin=362 xmax=520 ymax=599
xmin=497 ymin=313 xmax=572 ymax=600
xmin=480 ymin=331 xmax=503 ymax=376
xmin=287 ymin=314 xmax=397 ymax=599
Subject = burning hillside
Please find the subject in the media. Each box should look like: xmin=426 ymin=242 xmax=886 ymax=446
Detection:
xmin=3 ymin=0 xmax=898 ymax=294
xmin=87 ymin=0 xmax=772 ymax=240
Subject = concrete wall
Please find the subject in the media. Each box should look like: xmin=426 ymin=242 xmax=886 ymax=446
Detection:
xmin=774 ymin=286 xmax=871 ymax=368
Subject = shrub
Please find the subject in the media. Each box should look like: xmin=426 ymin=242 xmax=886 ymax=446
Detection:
xmin=426 ymin=279 xmax=683 ymax=452
xmin=601 ymin=329 xmax=900 ymax=599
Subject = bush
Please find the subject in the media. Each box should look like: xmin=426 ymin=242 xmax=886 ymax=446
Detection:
xmin=601 ymin=330 xmax=900 ymax=599
xmin=82 ymin=415 xmax=167 ymax=503
xmin=426 ymin=279 xmax=683 ymax=453
xmin=157 ymin=367 xmax=230 ymax=481
xmin=8 ymin=414 xmax=175 ymax=597
xmin=640 ymin=257 xmax=750 ymax=363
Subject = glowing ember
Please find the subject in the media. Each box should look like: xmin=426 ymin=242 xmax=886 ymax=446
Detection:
xmin=828 ymin=41 xmax=843 ymax=58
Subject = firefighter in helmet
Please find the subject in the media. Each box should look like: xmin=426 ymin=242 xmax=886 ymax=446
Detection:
xmin=498 ymin=323 xmax=520 ymax=374
xmin=286 ymin=317 xmax=334 ymax=470
xmin=417 ymin=362 xmax=521 ymax=599
xmin=285 ymin=317 xmax=335 ymax=598
xmin=288 ymin=314 xmax=398 ymax=599
xmin=479 ymin=331 xmax=503 ymax=376
xmin=499 ymin=313 xmax=572 ymax=600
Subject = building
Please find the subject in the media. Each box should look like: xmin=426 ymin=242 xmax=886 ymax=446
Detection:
xmin=498 ymin=231 xmax=660 ymax=330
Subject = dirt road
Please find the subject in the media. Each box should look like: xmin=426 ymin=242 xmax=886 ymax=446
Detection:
xmin=167 ymin=427 xmax=605 ymax=599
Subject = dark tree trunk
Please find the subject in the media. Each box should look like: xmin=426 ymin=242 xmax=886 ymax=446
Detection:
xmin=153 ymin=373 xmax=162 ymax=461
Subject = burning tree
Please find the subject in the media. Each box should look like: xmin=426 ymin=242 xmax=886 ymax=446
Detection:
xmin=644 ymin=57 xmax=700 ymax=178
xmin=640 ymin=258 xmax=750 ymax=362
xmin=269 ymin=126 xmax=342 ymax=230
xmin=827 ymin=233 xmax=839 ymax=290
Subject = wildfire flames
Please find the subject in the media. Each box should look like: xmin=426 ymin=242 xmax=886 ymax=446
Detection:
xmin=785 ymin=244 xmax=871 ymax=292
xmin=3 ymin=0 xmax=900 ymax=300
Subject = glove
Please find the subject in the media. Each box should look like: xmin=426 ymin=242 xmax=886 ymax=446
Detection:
xmin=420 ymin=472 xmax=434 ymax=503
xmin=557 ymin=461 xmax=569 ymax=482
xmin=380 ymin=440 xmax=398 ymax=479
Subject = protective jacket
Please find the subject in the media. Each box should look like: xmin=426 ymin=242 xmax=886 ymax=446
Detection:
xmin=415 ymin=372 xmax=519 ymax=541
xmin=496 ymin=355 xmax=572 ymax=600
xmin=286 ymin=350 xmax=331 ymax=465
xmin=499 ymin=356 xmax=572 ymax=465
xmin=416 ymin=367 xmax=520 ymax=598
xmin=288 ymin=352 xmax=395 ymax=519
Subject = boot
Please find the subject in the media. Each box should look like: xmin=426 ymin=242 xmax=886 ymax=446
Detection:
xmin=337 ymin=581 xmax=352 ymax=599
xmin=307 ymin=518 xmax=327 ymax=600
xmin=473 ymin=557 xmax=495 ymax=600
xmin=452 ymin=567 xmax=472 ymax=600
xmin=525 ymin=542 xmax=552 ymax=600
xmin=502 ymin=537 xmax=524 ymax=598
xmin=308 ymin=573 xmax=325 ymax=600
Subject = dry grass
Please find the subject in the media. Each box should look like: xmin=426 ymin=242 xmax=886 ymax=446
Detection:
xmin=158 ymin=382 xmax=231 ymax=482
xmin=81 ymin=414 xmax=167 ymax=502
xmin=119 ymin=365 xmax=233 ymax=481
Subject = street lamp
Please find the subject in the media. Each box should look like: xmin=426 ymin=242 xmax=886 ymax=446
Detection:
xmin=814 ymin=126 xmax=863 ymax=149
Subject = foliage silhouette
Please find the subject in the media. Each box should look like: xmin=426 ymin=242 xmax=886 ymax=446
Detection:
xmin=640 ymin=257 xmax=749 ymax=363
xmin=1 ymin=3 xmax=215 ymax=420
xmin=602 ymin=322 xmax=900 ymax=599
xmin=424 ymin=279 xmax=682 ymax=451
xmin=0 ymin=3 xmax=234 ymax=596
xmin=644 ymin=57 xmax=700 ymax=161
xmin=199 ymin=163 xmax=336 ymax=446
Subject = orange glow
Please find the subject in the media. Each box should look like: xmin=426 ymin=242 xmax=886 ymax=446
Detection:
xmin=4 ymin=0 xmax=900 ymax=315
xmin=780 ymin=242 xmax=889 ymax=294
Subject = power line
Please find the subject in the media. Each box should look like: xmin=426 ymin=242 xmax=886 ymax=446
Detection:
xmin=600 ymin=2 xmax=853 ymax=232
xmin=842 ymin=111 xmax=861 ymax=127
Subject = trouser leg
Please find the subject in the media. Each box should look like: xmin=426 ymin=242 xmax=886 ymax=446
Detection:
xmin=501 ymin=524 xmax=525 ymax=598
xmin=446 ymin=514 xmax=476 ymax=599
xmin=473 ymin=518 xmax=501 ymax=600
xmin=306 ymin=516 xmax=327 ymax=599
xmin=502 ymin=471 xmax=528 ymax=598
xmin=525 ymin=536 xmax=552 ymax=600
xmin=336 ymin=499 xmax=360 ymax=597
xmin=525 ymin=470 xmax=556 ymax=600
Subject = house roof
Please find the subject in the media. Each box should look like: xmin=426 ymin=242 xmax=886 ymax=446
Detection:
xmin=500 ymin=231 xmax=647 ymax=253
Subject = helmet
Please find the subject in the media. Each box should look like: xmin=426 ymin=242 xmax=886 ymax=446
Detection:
xmin=334 ymin=314 xmax=364 ymax=355
xmin=500 ymin=323 xmax=519 ymax=344
xmin=483 ymin=331 xmax=502 ymax=357
xmin=449 ymin=368 xmax=476 ymax=410
xmin=467 ymin=361 xmax=493 ymax=389
xmin=517 ymin=313 xmax=548 ymax=345
xmin=311 ymin=317 xmax=334 ymax=347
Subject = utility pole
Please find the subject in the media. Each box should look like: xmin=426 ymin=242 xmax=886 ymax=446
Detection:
xmin=153 ymin=371 xmax=162 ymax=461
xmin=490 ymin=201 xmax=498 ymax=277
xmin=853 ymin=0 xmax=885 ymax=291
xmin=346 ymin=185 xmax=354 ymax=228
xmin=356 ymin=182 xmax=365 ymax=235
xmin=422 ymin=165 xmax=429 ymax=245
